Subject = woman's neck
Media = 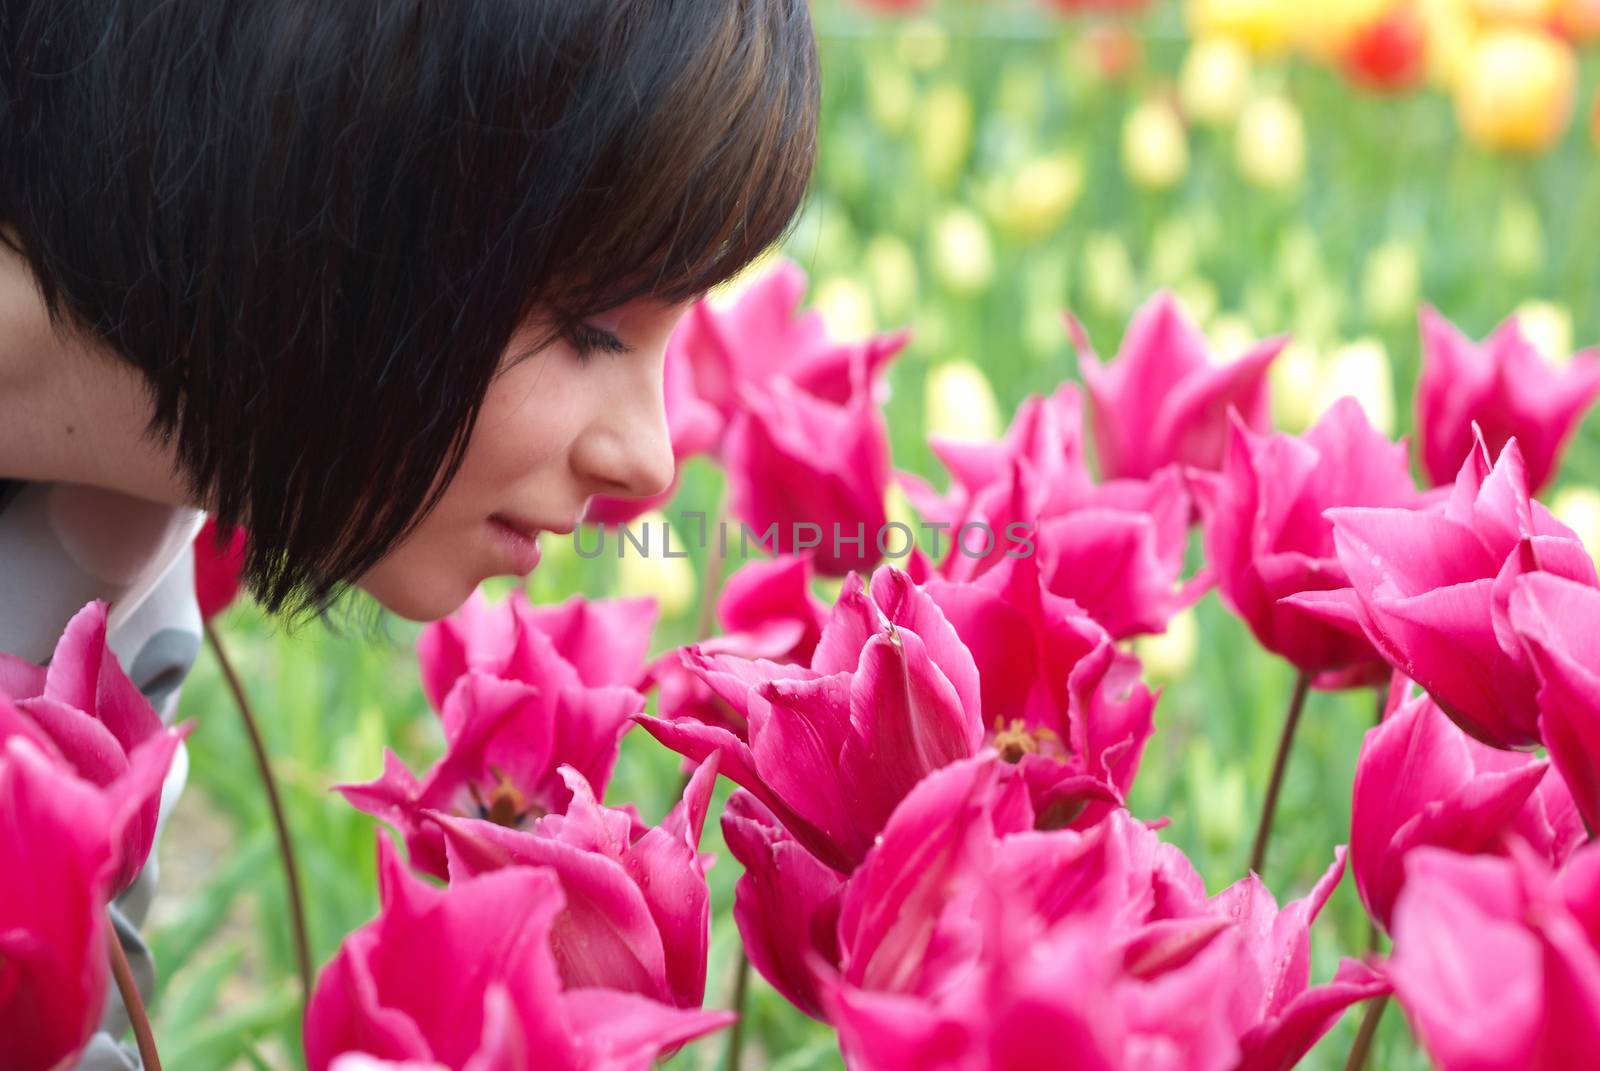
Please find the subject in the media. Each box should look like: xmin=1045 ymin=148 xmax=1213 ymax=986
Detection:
xmin=0 ymin=237 xmax=194 ymax=507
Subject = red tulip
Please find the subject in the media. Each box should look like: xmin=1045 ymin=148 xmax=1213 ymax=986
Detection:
xmin=1194 ymin=399 xmax=1419 ymax=686
xmin=1417 ymin=306 xmax=1600 ymax=493
xmin=1341 ymin=5 xmax=1427 ymax=92
xmin=193 ymin=516 xmax=247 ymax=621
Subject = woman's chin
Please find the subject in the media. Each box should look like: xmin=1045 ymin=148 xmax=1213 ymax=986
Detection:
xmin=353 ymin=561 xmax=479 ymax=623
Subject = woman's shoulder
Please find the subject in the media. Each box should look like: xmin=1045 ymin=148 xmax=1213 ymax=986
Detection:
xmin=0 ymin=480 xmax=204 ymax=718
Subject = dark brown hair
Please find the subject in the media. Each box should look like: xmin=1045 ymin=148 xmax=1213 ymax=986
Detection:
xmin=0 ymin=0 xmax=819 ymax=614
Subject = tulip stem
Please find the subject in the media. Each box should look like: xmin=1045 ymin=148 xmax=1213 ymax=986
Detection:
xmin=725 ymin=950 xmax=752 ymax=1071
xmin=1248 ymin=672 xmax=1312 ymax=877
xmin=107 ymin=915 xmax=162 ymax=1071
xmin=204 ymin=620 xmax=314 ymax=1004
xmin=1343 ymin=994 xmax=1389 ymax=1071
xmin=694 ymin=492 xmax=730 ymax=642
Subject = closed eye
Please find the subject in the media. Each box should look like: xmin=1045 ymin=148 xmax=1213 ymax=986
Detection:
xmin=566 ymin=322 xmax=631 ymax=361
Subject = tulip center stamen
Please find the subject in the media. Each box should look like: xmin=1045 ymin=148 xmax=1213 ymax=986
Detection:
xmin=992 ymin=718 xmax=1058 ymax=764
xmin=465 ymin=767 xmax=541 ymax=829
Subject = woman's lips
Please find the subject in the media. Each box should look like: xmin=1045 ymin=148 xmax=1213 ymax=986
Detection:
xmin=488 ymin=516 xmax=543 ymax=575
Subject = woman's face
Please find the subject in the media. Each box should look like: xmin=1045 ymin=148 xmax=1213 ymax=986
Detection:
xmin=355 ymin=297 xmax=686 ymax=621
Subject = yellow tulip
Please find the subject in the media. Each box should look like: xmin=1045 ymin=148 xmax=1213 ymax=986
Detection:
xmin=930 ymin=208 xmax=995 ymax=296
xmin=986 ymin=152 xmax=1086 ymax=241
xmin=616 ymin=511 xmax=696 ymax=618
xmin=1455 ymin=28 xmax=1577 ymax=154
xmin=1235 ymin=94 xmax=1306 ymax=190
xmin=896 ymin=17 xmax=950 ymax=72
xmin=1362 ymin=239 xmax=1422 ymax=326
xmin=812 ymin=277 xmax=877 ymax=343
xmin=1179 ymin=36 xmax=1254 ymax=126
xmin=1514 ymin=300 xmax=1575 ymax=366
xmin=1122 ymin=98 xmax=1190 ymax=190
xmin=864 ymin=235 xmax=919 ymax=325
xmin=1270 ymin=342 xmax=1325 ymax=433
xmin=917 ymin=82 xmax=974 ymax=189
xmin=865 ymin=62 xmax=916 ymax=136
xmin=1082 ymin=232 xmax=1138 ymax=317
xmin=1471 ymin=0 xmax=1558 ymax=21
xmin=1134 ymin=607 xmax=1199 ymax=684
xmin=1551 ymin=486 xmax=1600 ymax=564
xmin=1187 ymin=0 xmax=1297 ymax=54
xmin=925 ymin=360 xmax=1003 ymax=442
xmin=1418 ymin=0 xmax=1479 ymax=88
xmin=1321 ymin=338 xmax=1396 ymax=436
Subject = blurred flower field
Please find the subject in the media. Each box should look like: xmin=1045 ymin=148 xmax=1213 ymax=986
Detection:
xmin=154 ymin=1 xmax=1600 ymax=1068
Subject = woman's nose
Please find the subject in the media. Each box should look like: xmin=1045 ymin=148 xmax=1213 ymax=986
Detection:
xmin=572 ymin=378 xmax=676 ymax=501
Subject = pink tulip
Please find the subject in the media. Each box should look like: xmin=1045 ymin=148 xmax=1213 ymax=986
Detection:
xmin=1417 ymin=307 xmax=1600 ymax=493
xmin=305 ymin=839 xmax=732 ymax=1071
xmin=1350 ymin=691 xmax=1584 ymax=933
xmin=417 ymin=588 xmax=658 ymax=711
xmin=783 ymin=758 xmax=1385 ymax=1071
xmin=338 ymin=670 xmax=641 ymax=879
xmin=674 ymin=259 xmax=905 ymax=423
xmin=427 ymin=759 xmax=719 ymax=1009
xmin=647 ymin=556 xmax=829 ymax=740
xmin=722 ymin=365 xmax=894 ymax=575
xmin=1510 ymin=572 xmax=1600 ymax=834
xmin=903 ymin=384 xmax=1207 ymax=638
xmin=923 ymin=551 xmax=1156 ymax=829
xmin=1290 ymin=434 xmax=1598 ymax=748
xmin=0 ymin=601 xmax=189 ymax=892
xmin=1388 ymin=842 xmax=1600 ymax=1070
xmin=1073 ymin=292 xmax=1285 ymax=480
xmin=1194 ymin=399 xmax=1419 ymax=686
xmin=0 ymin=737 xmax=117 ymax=1071
xmin=637 ymin=565 xmax=983 ymax=872
xmin=194 ymin=516 xmax=248 ymax=621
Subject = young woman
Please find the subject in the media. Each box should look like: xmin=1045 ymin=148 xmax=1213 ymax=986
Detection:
xmin=0 ymin=2 xmax=819 ymax=1065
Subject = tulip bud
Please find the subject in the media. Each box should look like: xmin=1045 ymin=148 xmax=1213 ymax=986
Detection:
xmin=1179 ymin=36 xmax=1254 ymax=125
xmin=1133 ymin=606 xmax=1198 ymax=683
xmin=1122 ymin=98 xmax=1190 ymax=190
xmin=1186 ymin=0 xmax=1296 ymax=54
xmin=1082 ymin=231 xmax=1138 ymax=316
xmin=865 ymin=62 xmax=916 ymax=136
xmin=1321 ymin=338 xmax=1395 ymax=436
xmin=985 ymin=152 xmax=1085 ymax=241
xmin=896 ymin=16 xmax=950 ymax=71
xmin=1514 ymin=300 xmax=1575 ymax=366
xmin=1208 ymin=313 xmax=1259 ymax=362
xmin=1556 ymin=0 xmax=1600 ymax=39
xmin=1454 ymin=28 xmax=1577 ymax=154
xmin=1269 ymin=342 xmax=1323 ymax=433
xmin=1471 ymin=0 xmax=1558 ymax=20
xmin=616 ymin=511 xmax=696 ymax=617
xmin=1362 ymin=238 xmax=1422 ymax=326
xmin=1235 ymin=94 xmax=1306 ymax=190
xmin=1418 ymin=0 xmax=1477 ymax=87
xmin=1551 ymin=486 xmax=1600 ymax=564
xmin=925 ymin=359 xmax=1003 ymax=442
xmin=917 ymin=82 xmax=974 ymax=189
xmin=930 ymin=207 xmax=995 ymax=296
xmin=1496 ymin=194 xmax=1546 ymax=277
xmin=1342 ymin=4 xmax=1428 ymax=92
xmin=864 ymin=235 xmax=920 ymax=324
xmin=813 ymin=276 xmax=877 ymax=343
